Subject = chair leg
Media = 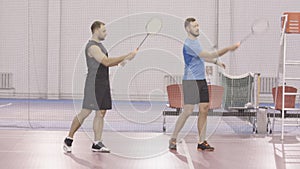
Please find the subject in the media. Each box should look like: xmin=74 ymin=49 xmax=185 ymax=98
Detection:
xmin=163 ymin=115 xmax=166 ymax=133
xmin=267 ymin=109 xmax=272 ymax=134
xmin=297 ymin=113 xmax=300 ymax=127
xmin=271 ymin=109 xmax=276 ymax=134
xmin=176 ymin=108 xmax=182 ymax=114
xmin=163 ymin=107 xmax=166 ymax=133
xmin=253 ymin=115 xmax=257 ymax=134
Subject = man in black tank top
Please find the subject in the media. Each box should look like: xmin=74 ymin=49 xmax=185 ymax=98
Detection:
xmin=64 ymin=21 xmax=138 ymax=153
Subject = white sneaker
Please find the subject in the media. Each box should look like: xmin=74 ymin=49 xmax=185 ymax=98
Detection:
xmin=63 ymin=137 xmax=73 ymax=153
xmin=169 ymin=138 xmax=177 ymax=150
xmin=91 ymin=142 xmax=110 ymax=153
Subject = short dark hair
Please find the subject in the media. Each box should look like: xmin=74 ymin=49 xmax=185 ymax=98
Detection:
xmin=91 ymin=21 xmax=105 ymax=33
xmin=184 ymin=17 xmax=196 ymax=28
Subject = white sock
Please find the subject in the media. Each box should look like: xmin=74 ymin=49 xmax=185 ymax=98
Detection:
xmin=66 ymin=137 xmax=73 ymax=140
xmin=93 ymin=140 xmax=101 ymax=145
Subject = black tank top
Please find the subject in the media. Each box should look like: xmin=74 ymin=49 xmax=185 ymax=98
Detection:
xmin=85 ymin=40 xmax=109 ymax=82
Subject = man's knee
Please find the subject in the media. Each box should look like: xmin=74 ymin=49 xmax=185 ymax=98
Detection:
xmin=79 ymin=109 xmax=92 ymax=117
xmin=199 ymin=103 xmax=209 ymax=113
xmin=183 ymin=105 xmax=194 ymax=117
xmin=76 ymin=109 xmax=92 ymax=121
xmin=96 ymin=110 xmax=106 ymax=118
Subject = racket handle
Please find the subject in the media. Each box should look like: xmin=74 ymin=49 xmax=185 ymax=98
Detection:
xmin=137 ymin=33 xmax=150 ymax=49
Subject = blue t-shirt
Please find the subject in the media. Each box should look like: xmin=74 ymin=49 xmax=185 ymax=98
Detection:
xmin=183 ymin=38 xmax=205 ymax=80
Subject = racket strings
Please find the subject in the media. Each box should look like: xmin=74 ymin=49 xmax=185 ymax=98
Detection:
xmin=146 ymin=18 xmax=162 ymax=34
xmin=251 ymin=20 xmax=269 ymax=33
xmin=120 ymin=18 xmax=162 ymax=66
xmin=252 ymin=26 xmax=268 ymax=33
xmin=240 ymin=19 xmax=269 ymax=44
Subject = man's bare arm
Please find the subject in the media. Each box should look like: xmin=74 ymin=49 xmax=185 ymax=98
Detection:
xmin=199 ymin=42 xmax=240 ymax=59
xmin=88 ymin=45 xmax=136 ymax=67
xmin=204 ymin=58 xmax=226 ymax=69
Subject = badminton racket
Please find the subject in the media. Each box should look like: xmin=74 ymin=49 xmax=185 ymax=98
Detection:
xmin=240 ymin=19 xmax=269 ymax=44
xmin=120 ymin=17 xmax=162 ymax=66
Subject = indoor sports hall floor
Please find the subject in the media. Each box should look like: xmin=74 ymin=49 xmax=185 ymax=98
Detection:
xmin=0 ymin=99 xmax=300 ymax=169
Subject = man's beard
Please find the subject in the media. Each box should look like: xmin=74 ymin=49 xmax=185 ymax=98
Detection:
xmin=98 ymin=36 xmax=105 ymax=41
xmin=190 ymin=31 xmax=199 ymax=37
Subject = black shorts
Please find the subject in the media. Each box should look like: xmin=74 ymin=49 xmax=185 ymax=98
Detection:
xmin=182 ymin=80 xmax=209 ymax=104
xmin=82 ymin=78 xmax=112 ymax=110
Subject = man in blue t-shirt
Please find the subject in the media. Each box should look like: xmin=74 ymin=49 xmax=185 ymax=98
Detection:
xmin=169 ymin=17 xmax=240 ymax=151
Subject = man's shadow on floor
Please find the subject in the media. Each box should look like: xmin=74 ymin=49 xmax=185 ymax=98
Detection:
xmin=64 ymin=153 xmax=103 ymax=169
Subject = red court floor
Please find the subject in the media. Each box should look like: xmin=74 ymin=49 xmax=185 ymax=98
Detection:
xmin=0 ymin=129 xmax=299 ymax=169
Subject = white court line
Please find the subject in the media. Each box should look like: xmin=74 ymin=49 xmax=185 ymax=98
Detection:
xmin=181 ymin=139 xmax=195 ymax=169
xmin=0 ymin=103 xmax=12 ymax=108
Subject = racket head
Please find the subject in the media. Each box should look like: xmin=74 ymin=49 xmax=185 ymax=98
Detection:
xmin=145 ymin=17 xmax=162 ymax=34
xmin=251 ymin=19 xmax=270 ymax=34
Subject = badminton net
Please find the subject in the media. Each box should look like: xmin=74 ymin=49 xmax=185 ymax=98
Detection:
xmin=219 ymin=72 xmax=260 ymax=110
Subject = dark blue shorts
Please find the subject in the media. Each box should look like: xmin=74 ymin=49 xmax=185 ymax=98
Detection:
xmin=182 ymin=80 xmax=209 ymax=104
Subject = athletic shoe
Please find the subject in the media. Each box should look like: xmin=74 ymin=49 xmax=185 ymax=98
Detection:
xmin=197 ymin=141 xmax=214 ymax=151
xmin=63 ymin=137 xmax=73 ymax=153
xmin=169 ymin=138 xmax=177 ymax=150
xmin=91 ymin=142 xmax=110 ymax=153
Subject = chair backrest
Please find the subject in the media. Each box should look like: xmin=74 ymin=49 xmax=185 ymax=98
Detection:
xmin=208 ymin=85 xmax=224 ymax=109
xmin=272 ymin=86 xmax=297 ymax=110
xmin=166 ymin=84 xmax=224 ymax=110
xmin=166 ymin=84 xmax=183 ymax=109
